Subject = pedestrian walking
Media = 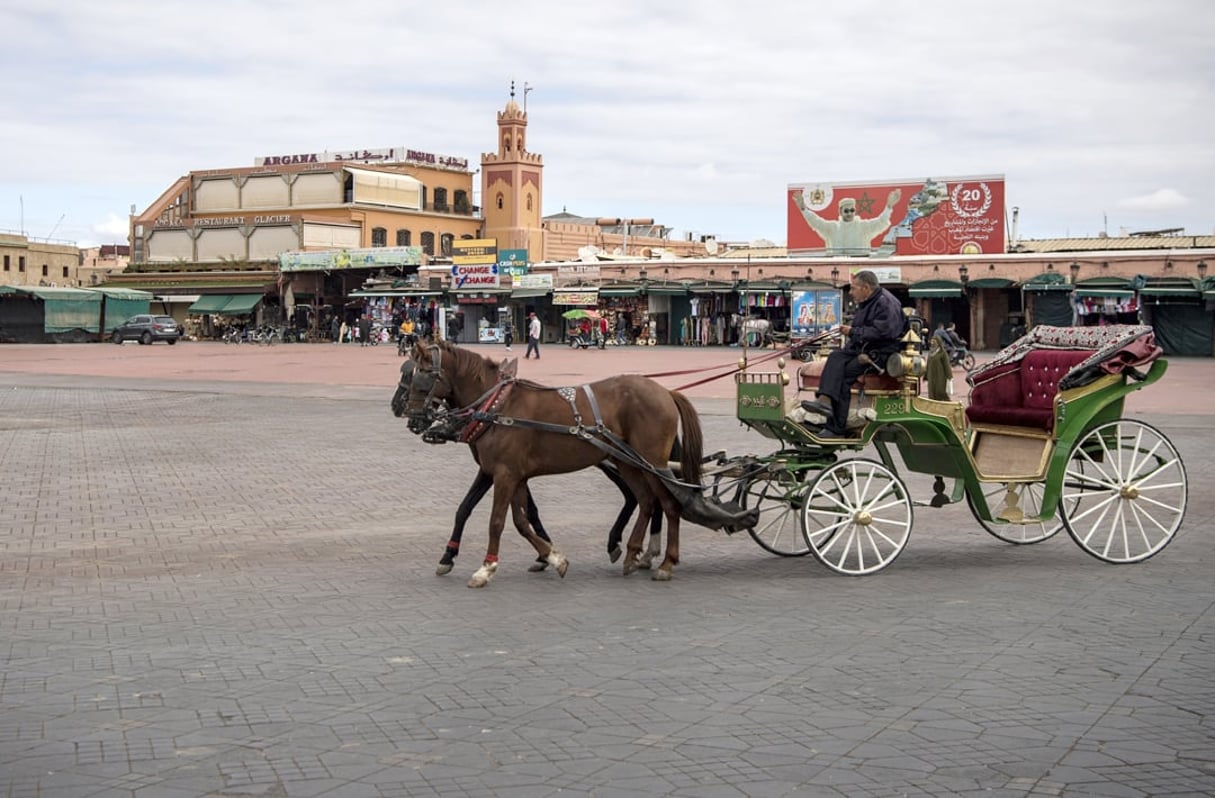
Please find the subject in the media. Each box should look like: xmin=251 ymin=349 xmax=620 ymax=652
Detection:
xmin=525 ymin=312 xmax=541 ymax=359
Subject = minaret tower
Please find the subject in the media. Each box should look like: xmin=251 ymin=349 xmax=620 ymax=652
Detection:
xmin=481 ymin=81 xmax=545 ymax=261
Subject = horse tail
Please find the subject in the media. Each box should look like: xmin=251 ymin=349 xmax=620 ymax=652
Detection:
xmin=670 ymin=391 xmax=703 ymax=486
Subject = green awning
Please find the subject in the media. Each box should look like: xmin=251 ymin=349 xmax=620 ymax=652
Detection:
xmin=1139 ymin=286 xmax=1200 ymax=297
xmin=1022 ymin=272 xmax=1071 ymax=291
xmin=221 ymin=294 xmax=263 ymax=314
xmin=644 ymin=285 xmax=691 ymax=296
xmin=908 ymin=280 xmax=964 ymax=298
xmin=509 ymin=288 xmax=550 ymax=298
xmin=187 ymin=294 xmax=234 ymax=314
xmin=349 ymin=289 xmax=441 ymax=297
xmin=967 ymin=277 xmax=1014 ymax=289
xmin=1074 ymin=288 xmax=1134 ymax=298
xmin=600 ymin=287 xmax=640 ymax=297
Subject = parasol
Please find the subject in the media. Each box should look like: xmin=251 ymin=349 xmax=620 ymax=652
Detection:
xmin=561 ymin=309 xmax=602 ymax=320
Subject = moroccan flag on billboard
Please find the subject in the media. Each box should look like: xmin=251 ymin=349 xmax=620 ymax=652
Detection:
xmin=787 ymin=175 xmax=1005 ymax=257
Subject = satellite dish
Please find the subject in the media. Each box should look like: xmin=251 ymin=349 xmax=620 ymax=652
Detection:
xmin=705 ymin=239 xmax=719 ymax=255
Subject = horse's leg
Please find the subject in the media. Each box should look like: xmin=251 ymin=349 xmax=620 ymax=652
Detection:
xmin=468 ymin=481 xmax=514 ymax=589
xmin=438 ymin=471 xmax=492 ymax=576
xmin=510 ymin=482 xmax=568 ymax=578
xmin=650 ymin=480 xmax=683 ymax=582
xmin=524 ymin=488 xmax=552 ymax=572
xmin=596 ymin=463 xmax=638 ymax=563
xmin=636 ymin=503 xmax=664 ymax=570
xmin=619 ymin=475 xmax=657 ymax=576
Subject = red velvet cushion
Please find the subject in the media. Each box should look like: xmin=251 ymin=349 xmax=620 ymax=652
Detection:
xmin=965 ymin=349 xmax=1094 ymax=430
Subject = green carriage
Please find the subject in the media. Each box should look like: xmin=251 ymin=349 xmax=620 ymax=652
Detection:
xmin=725 ymin=324 xmax=1186 ymax=575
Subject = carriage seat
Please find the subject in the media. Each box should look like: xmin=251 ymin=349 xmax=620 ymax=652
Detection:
xmin=797 ymin=360 xmax=902 ymax=394
xmin=965 ymin=349 xmax=1093 ymax=431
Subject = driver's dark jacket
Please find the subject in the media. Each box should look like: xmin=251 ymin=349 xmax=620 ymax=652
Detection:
xmin=844 ymin=286 xmax=906 ymax=355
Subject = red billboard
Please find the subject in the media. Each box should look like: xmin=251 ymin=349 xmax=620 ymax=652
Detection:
xmin=787 ymin=175 xmax=1005 ymax=257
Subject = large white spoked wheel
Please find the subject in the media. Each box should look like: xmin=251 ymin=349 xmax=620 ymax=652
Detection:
xmin=802 ymin=459 xmax=913 ymax=575
xmin=1060 ymin=420 xmax=1187 ymax=564
xmin=741 ymin=467 xmax=811 ymax=557
xmin=967 ymin=481 xmax=1063 ymax=545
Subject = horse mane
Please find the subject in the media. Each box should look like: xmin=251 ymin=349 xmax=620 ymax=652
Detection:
xmin=437 ymin=340 xmax=560 ymax=393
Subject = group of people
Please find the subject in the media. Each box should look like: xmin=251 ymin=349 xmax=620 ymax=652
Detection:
xmin=328 ymin=314 xmax=387 ymax=346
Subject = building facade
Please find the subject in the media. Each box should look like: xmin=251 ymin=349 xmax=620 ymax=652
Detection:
xmin=1 ymin=232 xmax=81 ymax=289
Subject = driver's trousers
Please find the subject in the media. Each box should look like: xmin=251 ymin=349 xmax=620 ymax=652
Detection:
xmin=816 ymin=349 xmax=879 ymax=432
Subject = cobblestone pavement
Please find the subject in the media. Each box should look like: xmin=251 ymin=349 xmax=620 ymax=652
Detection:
xmin=1 ymin=347 xmax=1212 ymax=797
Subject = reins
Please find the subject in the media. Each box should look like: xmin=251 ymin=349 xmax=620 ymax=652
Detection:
xmin=644 ymin=329 xmax=841 ymax=392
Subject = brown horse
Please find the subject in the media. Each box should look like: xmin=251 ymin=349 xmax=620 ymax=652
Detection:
xmin=405 ymin=339 xmax=704 ymax=587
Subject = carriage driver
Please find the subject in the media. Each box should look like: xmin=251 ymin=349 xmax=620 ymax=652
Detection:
xmin=802 ymin=269 xmax=907 ymax=437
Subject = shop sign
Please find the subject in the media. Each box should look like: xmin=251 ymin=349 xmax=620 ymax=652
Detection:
xmin=553 ymin=290 xmax=599 ymax=305
xmin=515 ymin=273 xmax=553 ymax=289
xmin=452 ymin=263 xmax=500 ymax=289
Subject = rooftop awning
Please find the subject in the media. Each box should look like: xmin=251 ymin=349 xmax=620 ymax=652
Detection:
xmin=908 ymin=279 xmax=965 ymax=298
xmin=509 ymin=288 xmax=550 ymax=299
xmin=599 ymin=287 xmax=640 ymax=297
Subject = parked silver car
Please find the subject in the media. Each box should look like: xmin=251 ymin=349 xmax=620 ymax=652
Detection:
xmin=111 ymin=315 xmax=182 ymax=345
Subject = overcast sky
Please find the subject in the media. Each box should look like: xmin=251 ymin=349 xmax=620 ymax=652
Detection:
xmin=2 ymin=0 xmax=1213 ymax=249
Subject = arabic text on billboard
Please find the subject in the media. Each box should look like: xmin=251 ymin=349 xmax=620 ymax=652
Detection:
xmin=786 ymin=175 xmax=1005 ymax=257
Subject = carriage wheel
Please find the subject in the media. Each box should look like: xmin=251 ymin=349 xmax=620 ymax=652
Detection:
xmin=740 ymin=467 xmax=811 ymax=557
xmin=1059 ymin=420 xmax=1187 ymax=564
xmin=802 ymin=459 xmax=913 ymax=575
xmin=967 ymin=481 xmax=1063 ymax=545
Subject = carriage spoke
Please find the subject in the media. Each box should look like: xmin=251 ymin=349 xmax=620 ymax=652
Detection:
xmin=1060 ymin=421 xmax=1187 ymax=564
xmin=802 ymin=459 xmax=912 ymax=576
xmin=742 ymin=468 xmax=812 ymax=557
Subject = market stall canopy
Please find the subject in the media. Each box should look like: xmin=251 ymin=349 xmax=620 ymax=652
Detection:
xmin=561 ymin=309 xmax=602 ymax=320
xmin=187 ymin=294 xmax=263 ymax=315
xmin=908 ymin=279 xmax=965 ymax=298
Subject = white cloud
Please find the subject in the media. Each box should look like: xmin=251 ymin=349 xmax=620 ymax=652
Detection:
xmin=92 ymin=213 xmax=130 ymax=240
xmin=1118 ymin=188 xmax=1189 ymax=212
xmin=2 ymin=0 xmax=1214 ymax=244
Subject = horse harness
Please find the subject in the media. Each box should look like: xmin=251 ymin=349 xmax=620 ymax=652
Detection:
xmin=410 ymin=349 xmax=693 ymax=485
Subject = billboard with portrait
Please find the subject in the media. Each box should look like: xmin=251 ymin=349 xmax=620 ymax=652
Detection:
xmin=787 ymin=175 xmax=1005 ymax=257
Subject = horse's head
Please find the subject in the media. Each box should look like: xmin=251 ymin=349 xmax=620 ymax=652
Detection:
xmin=391 ymin=359 xmax=413 ymax=417
xmin=401 ymin=340 xmax=453 ymax=426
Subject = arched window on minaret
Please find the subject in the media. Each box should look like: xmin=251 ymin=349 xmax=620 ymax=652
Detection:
xmin=496 ymin=193 xmax=504 ymax=210
xmin=526 ymin=194 xmax=533 ymax=211
xmin=516 ymin=135 xmax=523 ymax=151
xmin=502 ymin=135 xmax=511 ymax=152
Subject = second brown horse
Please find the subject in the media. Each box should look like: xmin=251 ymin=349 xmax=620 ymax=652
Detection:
xmin=405 ymin=340 xmax=704 ymax=587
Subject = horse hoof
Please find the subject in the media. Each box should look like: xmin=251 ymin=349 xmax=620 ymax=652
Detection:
xmin=527 ymin=561 xmax=549 ymax=573
xmin=636 ymin=553 xmax=654 ymax=570
xmin=622 ymin=560 xmax=638 ymax=576
xmin=608 ymin=545 xmax=622 ymax=563
xmin=468 ymin=561 xmax=497 ymax=588
xmin=652 ymin=568 xmax=673 ymax=582
xmin=436 ymin=563 xmax=453 ymax=576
